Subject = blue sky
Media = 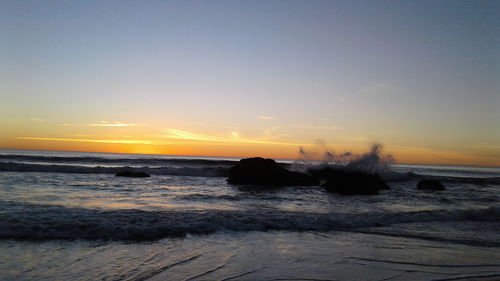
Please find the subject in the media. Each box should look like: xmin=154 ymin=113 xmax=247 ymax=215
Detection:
xmin=1 ymin=0 xmax=499 ymax=165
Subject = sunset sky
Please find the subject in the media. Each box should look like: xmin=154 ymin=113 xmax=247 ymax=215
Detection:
xmin=1 ymin=0 xmax=499 ymax=166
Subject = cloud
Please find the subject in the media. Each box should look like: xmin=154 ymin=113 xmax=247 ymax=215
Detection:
xmin=263 ymin=126 xmax=289 ymax=139
xmin=464 ymin=143 xmax=500 ymax=157
xmin=89 ymin=121 xmax=138 ymax=127
xmin=360 ymin=82 xmax=388 ymax=95
xmin=292 ymin=124 xmax=339 ymax=131
xmin=312 ymin=82 xmax=334 ymax=92
xmin=163 ymin=129 xmax=229 ymax=142
xmin=258 ymin=116 xmax=276 ymax=121
xmin=29 ymin=118 xmax=44 ymax=122
xmin=343 ymin=135 xmax=371 ymax=142
xmin=16 ymin=137 xmax=152 ymax=145
xmin=465 ymin=143 xmax=500 ymax=151
xmin=161 ymin=129 xmax=300 ymax=146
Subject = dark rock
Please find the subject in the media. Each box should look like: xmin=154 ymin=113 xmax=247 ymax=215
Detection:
xmin=115 ymin=171 xmax=150 ymax=178
xmin=321 ymin=169 xmax=389 ymax=195
xmin=417 ymin=179 xmax=445 ymax=190
xmin=227 ymin=157 xmax=319 ymax=186
xmin=307 ymin=165 xmax=338 ymax=179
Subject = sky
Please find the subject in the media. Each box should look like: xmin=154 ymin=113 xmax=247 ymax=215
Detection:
xmin=1 ymin=0 xmax=499 ymax=166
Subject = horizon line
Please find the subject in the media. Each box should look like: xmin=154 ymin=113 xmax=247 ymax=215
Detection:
xmin=0 ymin=147 xmax=498 ymax=168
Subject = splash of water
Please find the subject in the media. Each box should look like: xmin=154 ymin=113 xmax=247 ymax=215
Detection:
xmin=295 ymin=141 xmax=394 ymax=174
xmin=345 ymin=143 xmax=394 ymax=174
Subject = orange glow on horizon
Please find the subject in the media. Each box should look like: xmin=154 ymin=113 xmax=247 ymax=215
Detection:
xmin=2 ymin=137 xmax=499 ymax=167
xmin=1 ymin=120 xmax=498 ymax=167
xmin=16 ymin=137 xmax=154 ymax=145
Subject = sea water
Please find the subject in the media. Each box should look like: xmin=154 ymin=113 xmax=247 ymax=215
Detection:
xmin=0 ymin=149 xmax=499 ymax=280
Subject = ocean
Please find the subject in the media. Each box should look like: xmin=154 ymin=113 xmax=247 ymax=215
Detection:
xmin=0 ymin=149 xmax=499 ymax=281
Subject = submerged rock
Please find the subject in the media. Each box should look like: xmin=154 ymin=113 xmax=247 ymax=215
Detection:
xmin=227 ymin=157 xmax=318 ymax=186
xmin=417 ymin=179 xmax=445 ymax=190
xmin=115 ymin=171 xmax=150 ymax=178
xmin=321 ymin=169 xmax=389 ymax=195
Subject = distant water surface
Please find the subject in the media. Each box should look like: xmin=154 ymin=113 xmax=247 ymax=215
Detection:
xmin=0 ymin=149 xmax=499 ymax=280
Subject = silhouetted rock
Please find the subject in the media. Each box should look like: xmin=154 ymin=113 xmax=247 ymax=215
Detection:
xmin=307 ymin=165 xmax=336 ymax=179
xmin=227 ymin=157 xmax=318 ymax=186
xmin=115 ymin=171 xmax=150 ymax=178
xmin=321 ymin=169 xmax=389 ymax=195
xmin=417 ymin=179 xmax=445 ymax=190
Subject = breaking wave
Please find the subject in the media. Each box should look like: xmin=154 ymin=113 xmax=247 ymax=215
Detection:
xmin=295 ymin=142 xmax=394 ymax=174
xmin=1 ymin=157 xmax=497 ymax=184
xmin=406 ymin=172 xmax=500 ymax=185
xmin=0 ymin=154 xmax=237 ymax=166
xmin=1 ymin=201 xmax=498 ymax=243
xmin=0 ymin=162 xmax=229 ymax=177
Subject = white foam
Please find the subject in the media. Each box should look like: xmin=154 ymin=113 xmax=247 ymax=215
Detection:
xmin=1 ymin=202 xmax=498 ymax=242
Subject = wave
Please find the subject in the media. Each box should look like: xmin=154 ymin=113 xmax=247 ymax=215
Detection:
xmin=0 ymin=201 xmax=498 ymax=242
xmin=176 ymin=194 xmax=241 ymax=201
xmin=407 ymin=172 xmax=500 ymax=185
xmin=0 ymin=162 xmax=229 ymax=177
xmin=2 ymin=162 xmax=498 ymax=185
xmin=0 ymin=154 xmax=238 ymax=166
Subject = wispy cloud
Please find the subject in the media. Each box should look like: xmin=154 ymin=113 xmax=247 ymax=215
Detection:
xmin=258 ymin=116 xmax=276 ymax=121
xmin=343 ymin=135 xmax=371 ymax=142
xmin=465 ymin=143 xmax=500 ymax=151
xmin=29 ymin=118 xmax=44 ymax=122
xmin=360 ymin=82 xmax=388 ymax=94
xmin=163 ymin=129 xmax=229 ymax=142
xmin=464 ymin=143 xmax=500 ymax=157
xmin=262 ymin=126 xmax=289 ymax=139
xmin=162 ymin=129 xmax=299 ymax=146
xmin=312 ymin=82 xmax=334 ymax=92
xmin=89 ymin=121 xmax=138 ymax=127
xmin=16 ymin=137 xmax=152 ymax=145
xmin=292 ymin=124 xmax=339 ymax=131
